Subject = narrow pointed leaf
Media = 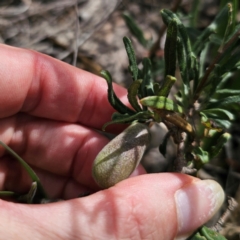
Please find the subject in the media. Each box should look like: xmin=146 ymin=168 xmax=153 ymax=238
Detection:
xmin=111 ymin=112 xmax=129 ymax=121
xmin=176 ymin=38 xmax=189 ymax=85
xmin=211 ymin=119 xmax=232 ymax=129
xmin=100 ymin=70 xmax=135 ymax=115
xmin=0 ymin=142 xmax=47 ymax=199
xmin=123 ymin=37 xmax=138 ymax=81
xmin=161 ymin=9 xmax=198 ymax=84
xmin=0 ymin=191 xmax=17 ymax=197
xmin=122 ymin=12 xmax=149 ymax=48
xmin=157 ymin=75 xmax=176 ymax=97
xmin=102 ymin=111 xmax=151 ymax=130
xmin=218 ymin=49 xmax=240 ymax=74
xmin=215 ymin=89 xmax=240 ymax=98
xmin=141 ymin=58 xmax=154 ymax=98
xmin=202 ymin=108 xmax=235 ymax=120
xmin=127 ymin=79 xmax=143 ymax=112
xmin=161 ymin=10 xmax=189 ymax=83
xmin=219 ymin=3 xmax=234 ymax=52
xmin=210 ymin=132 xmax=231 ymax=158
xmin=164 ymin=18 xmax=178 ymax=77
xmin=207 ymin=95 xmax=240 ymax=109
xmin=193 ymin=4 xmax=230 ymax=56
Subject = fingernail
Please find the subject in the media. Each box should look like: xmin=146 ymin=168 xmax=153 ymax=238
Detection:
xmin=175 ymin=180 xmax=225 ymax=238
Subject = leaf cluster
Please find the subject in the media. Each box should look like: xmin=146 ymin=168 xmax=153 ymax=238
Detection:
xmin=103 ymin=2 xmax=240 ymax=168
xmin=101 ymin=3 xmax=240 ymax=238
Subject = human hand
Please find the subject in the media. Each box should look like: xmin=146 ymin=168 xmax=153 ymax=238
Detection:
xmin=0 ymin=44 xmax=224 ymax=240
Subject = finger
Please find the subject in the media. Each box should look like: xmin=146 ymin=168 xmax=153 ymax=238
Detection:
xmin=0 ymin=114 xmax=146 ymax=195
xmin=0 ymin=113 xmax=109 ymax=190
xmin=0 ymin=155 xmax=146 ymax=200
xmin=0 ymin=159 xmax=92 ymax=200
xmin=0 ymin=44 xmax=129 ymax=130
xmin=0 ymin=173 xmax=224 ymax=240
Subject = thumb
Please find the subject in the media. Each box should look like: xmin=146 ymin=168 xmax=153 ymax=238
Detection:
xmin=0 ymin=173 xmax=224 ymax=240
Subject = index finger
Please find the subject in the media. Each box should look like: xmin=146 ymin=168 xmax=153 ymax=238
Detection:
xmin=0 ymin=44 xmax=128 ymax=130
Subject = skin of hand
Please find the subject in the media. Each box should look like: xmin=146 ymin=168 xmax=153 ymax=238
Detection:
xmin=0 ymin=44 xmax=225 ymax=240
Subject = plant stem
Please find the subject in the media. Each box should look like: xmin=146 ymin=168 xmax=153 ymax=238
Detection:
xmin=211 ymin=196 xmax=238 ymax=232
xmin=173 ymin=132 xmax=187 ymax=172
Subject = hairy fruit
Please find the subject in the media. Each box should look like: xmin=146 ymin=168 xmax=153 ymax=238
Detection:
xmin=92 ymin=123 xmax=150 ymax=188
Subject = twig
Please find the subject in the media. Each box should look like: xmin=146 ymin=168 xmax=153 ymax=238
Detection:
xmin=211 ymin=196 xmax=238 ymax=232
xmin=72 ymin=0 xmax=79 ymax=67
xmin=173 ymin=132 xmax=186 ymax=172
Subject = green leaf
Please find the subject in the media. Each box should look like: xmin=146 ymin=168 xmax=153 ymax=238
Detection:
xmin=127 ymin=80 xmax=143 ymax=112
xmin=207 ymin=95 xmax=240 ymax=109
xmin=189 ymin=0 xmax=200 ymax=28
xmin=141 ymin=58 xmax=155 ymax=98
xmin=215 ymin=89 xmax=240 ymax=98
xmin=102 ymin=111 xmax=152 ymax=130
xmin=200 ymin=65 xmax=222 ymax=103
xmin=176 ymin=37 xmax=189 ymax=84
xmin=215 ymin=72 xmax=233 ymax=91
xmin=219 ymin=3 xmax=234 ymax=52
xmin=198 ymin=43 xmax=210 ymax=81
xmin=100 ymin=70 xmax=135 ymax=115
xmin=18 ymin=182 xmax=38 ymax=204
xmin=192 ymin=28 xmax=215 ymax=56
xmin=221 ymin=1 xmax=238 ymax=42
xmin=0 ymin=191 xmax=17 ymax=197
xmin=0 ymin=142 xmax=47 ymax=200
xmin=140 ymin=96 xmax=183 ymax=113
xmin=123 ymin=37 xmax=138 ymax=81
xmin=111 ymin=112 xmax=129 ymax=121
xmin=217 ymin=49 xmax=240 ymax=74
xmin=202 ymin=108 xmax=235 ymax=120
xmin=188 ymin=226 xmax=227 ymax=240
xmin=211 ymin=119 xmax=232 ymax=129
xmin=225 ymin=22 xmax=240 ymax=43
xmin=209 ymin=34 xmax=223 ymax=46
xmin=201 ymin=128 xmax=224 ymax=152
xmin=192 ymin=147 xmax=210 ymax=167
xmin=122 ymin=12 xmax=149 ymax=48
xmin=193 ymin=4 xmax=231 ymax=56
xmin=161 ymin=9 xmax=199 ymax=85
xmin=210 ymin=132 xmax=231 ymax=158
xmin=164 ymin=18 xmax=178 ymax=77
xmin=157 ymin=75 xmax=176 ymax=97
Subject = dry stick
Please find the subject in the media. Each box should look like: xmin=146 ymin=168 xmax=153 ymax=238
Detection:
xmin=149 ymin=0 xmax=182 ymax=58
xmin=194 ymin=30 xmax=240 ymax=102
xmin=72 ymin=0 xmax=79 ymax=67
xmin=175 ymin=133 xmax=196 ymax=174
xmin=172 ymin=131 xmax=197 ymax=173
xmin=211 ymin=196 xmax=238 ymax=232
xmin=173 ymin=132 xmax=186 ymax=172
